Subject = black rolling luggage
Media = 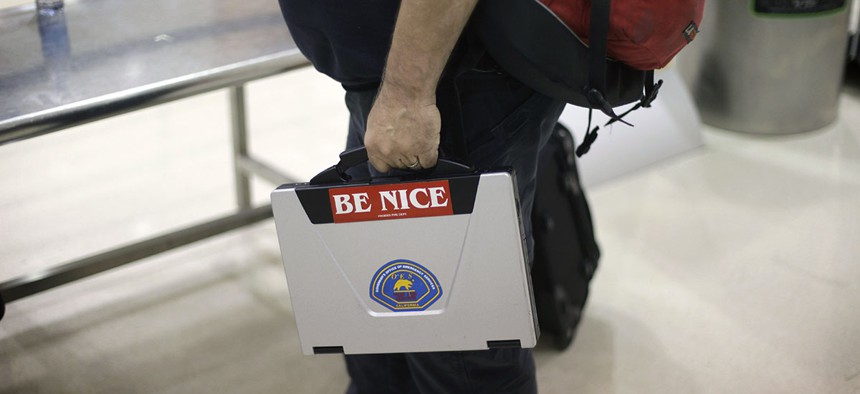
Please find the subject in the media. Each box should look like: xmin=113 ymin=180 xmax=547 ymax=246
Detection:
xmin=531 ymin=123 xmax=600 ymax=350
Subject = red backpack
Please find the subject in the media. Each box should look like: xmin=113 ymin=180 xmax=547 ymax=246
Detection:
xmin=474 ymin=0 xmax=705 ymax=155
xmin=542 ymin=0 xmax=705 ymax=70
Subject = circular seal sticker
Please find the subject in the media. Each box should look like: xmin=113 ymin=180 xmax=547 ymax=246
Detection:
xmin=370 ymin=259 xmax=442 ymax=312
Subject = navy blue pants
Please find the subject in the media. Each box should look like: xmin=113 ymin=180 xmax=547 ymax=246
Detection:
xmin=342 ymin=64 xmax=566 ymax=394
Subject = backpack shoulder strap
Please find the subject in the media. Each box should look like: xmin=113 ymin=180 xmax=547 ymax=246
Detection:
xmin=587 ymin=0 xmax=610 ymax=98
xmin=584 ymin=0 xmax=628 ymax=124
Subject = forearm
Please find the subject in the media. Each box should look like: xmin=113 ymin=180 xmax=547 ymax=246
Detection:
xmin=380 ymin=0 xmax=479 ymax=101
xmin=364 ymin=0 xmax=478 ymax=172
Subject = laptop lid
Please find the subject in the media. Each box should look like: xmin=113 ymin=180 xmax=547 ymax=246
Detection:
xmin=271 ymin=151 xmax=538 ymax=355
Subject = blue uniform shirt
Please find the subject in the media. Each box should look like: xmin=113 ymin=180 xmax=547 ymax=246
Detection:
xmin=278 ymin=0 xmax=400 ymax=90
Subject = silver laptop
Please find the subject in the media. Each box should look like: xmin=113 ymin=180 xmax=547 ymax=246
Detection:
xmin=271 ymin=166 xmax=538 ymax=355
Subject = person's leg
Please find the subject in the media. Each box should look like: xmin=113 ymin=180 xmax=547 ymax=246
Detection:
xmin=344 ymin=89 xmax=376 ymax=179
xmin=395 ymin=63 xmax=564 ymax=394
xmin=454 ymin=64 xmax=566 ymax=263
xmin=405 ymin=348 xmax=537 ymax=394
xmin=340 ymin=64 xmax=565 ymax=394
xmin=345 ymin=353 xmax=420 ymax=394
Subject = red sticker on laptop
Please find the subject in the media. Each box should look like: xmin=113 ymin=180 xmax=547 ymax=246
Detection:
xmin=328 ymin=180 xmax=455 ymax=224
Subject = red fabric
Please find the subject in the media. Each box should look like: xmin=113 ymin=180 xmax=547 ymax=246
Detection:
xmin=539 ymin=0 xmax=706 ymax=70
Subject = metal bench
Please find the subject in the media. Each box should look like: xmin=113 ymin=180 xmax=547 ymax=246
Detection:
xmin=0 ymin=0 xmax=309 ymax=316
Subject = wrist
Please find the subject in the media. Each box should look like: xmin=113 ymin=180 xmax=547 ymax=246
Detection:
xmin=378 ymin=71 xmax=437 ymax=105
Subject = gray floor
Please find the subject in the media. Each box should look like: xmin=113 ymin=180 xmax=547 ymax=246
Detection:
xmin=2 ymin=64 xmax=860 ymax=393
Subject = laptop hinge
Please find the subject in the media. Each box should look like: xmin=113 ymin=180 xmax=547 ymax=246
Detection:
xmin=313 ymin=346 xmax=345 ymax=354
xmin=487 ymin=340 xmax=522 ymax=349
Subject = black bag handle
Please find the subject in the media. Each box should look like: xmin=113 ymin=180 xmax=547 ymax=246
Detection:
xmin=309 ymin=147 xmax=473 ymax=186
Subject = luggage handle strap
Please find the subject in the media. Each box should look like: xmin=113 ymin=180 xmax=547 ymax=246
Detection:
xmin=309 ymin=147 xmax=473 ymax=186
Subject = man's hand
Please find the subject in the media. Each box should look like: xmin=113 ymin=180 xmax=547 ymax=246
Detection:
xmin=365 ymin=87 xmax=440 ymax=173
xmin=363 ymin=0 xmax=478 ymax=173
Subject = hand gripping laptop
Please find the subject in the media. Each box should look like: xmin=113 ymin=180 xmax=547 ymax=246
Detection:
xmin=271 ymin=148 xmax=538 ymax=355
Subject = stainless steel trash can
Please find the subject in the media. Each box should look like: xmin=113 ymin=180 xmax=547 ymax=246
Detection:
xmin=693 ymin=1 xmax=850 ymax=134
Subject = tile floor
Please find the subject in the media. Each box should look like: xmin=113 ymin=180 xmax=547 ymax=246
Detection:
xmin=2 ymin=13 xmax=860 ymax=394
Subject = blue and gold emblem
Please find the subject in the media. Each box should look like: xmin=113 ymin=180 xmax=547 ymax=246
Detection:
xmin=370 ymin=259 xmax=442 ymax=312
